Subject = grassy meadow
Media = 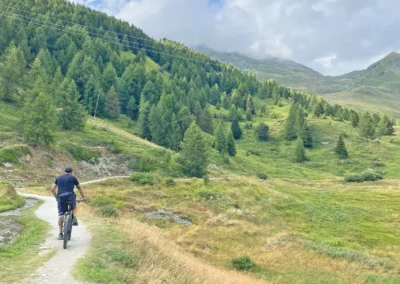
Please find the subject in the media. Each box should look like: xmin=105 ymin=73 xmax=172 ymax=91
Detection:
xmin=77 ymin=177 xmax=400 ymax=283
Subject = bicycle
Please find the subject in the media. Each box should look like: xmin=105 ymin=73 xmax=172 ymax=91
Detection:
xmin=63 ymin=199 xmax=84 ymax=249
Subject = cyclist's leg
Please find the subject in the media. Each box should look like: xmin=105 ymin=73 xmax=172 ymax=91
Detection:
xmin=57 ymin=197 xmax=67 ymax=235
xmin=70 ymin=194 xmax=77 ymax=216
xmin=70 ymin=195 xmax=78 ymax=225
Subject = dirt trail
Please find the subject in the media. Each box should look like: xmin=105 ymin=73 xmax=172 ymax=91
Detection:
xmin=88 ymin=118 xmax=164 ymax=150
xmin=18 ymin=176 xmax=128 ymax=284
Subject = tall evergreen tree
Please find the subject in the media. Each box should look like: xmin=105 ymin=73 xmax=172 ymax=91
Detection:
xmin=22 ymin=92 xmax=56 ymax=146
xmin=178 ymin=122 xmax=208 ymax=178
xmin=246 ymin=94 xmax=256 ymax=115
xmin=284 ymin=103 xmax=298 ymax=141
xmin=295 ymin=106 xmax=305 ymax=134
xmin=0 ymin=44 xmax=26 ymax=102
xmin=105 ymin=86 xmax=120 ymax=119
xmin=300 ymin=124 xmax=313 ymax=148
xmin=58 ymin=78 xmax=87 ymax=130
xmin=314 ymin=100 xmax=324 ymax=117
xmin=177 ymin=106 xmax=194 ymax=138
xmin=231 ymin=116 xmax=242 ymax=139
xmin=378 ymin=114 xmax=395 ymax=136
xmin=295 ymin=137 xmax=306 ymax=163
xmin=256 ymin=123 xmax=269 ymax=141
xmin=335 ymin=134 xmax=348 ymax=158
xmin=102 ymin=62 xmax=118 ymax=94
xmin=198 ymin=106 xmax=214 ymax=134
xmin=215 ymin=121 xmax=227 ymax=154
xmin=138 ymin=101 xmax=151 ymax=140
xmin=360 ymin=112 xmax=375 ymax=139
xmin=126 ymin=96 xmax=138 ymax=120
xmin=350 ymin=111 xmax=360 ymax=128
xmin=83 ymin=75 xmax=100 ymax=116
xmin=227 ymin=130 xmax=237 ymax=157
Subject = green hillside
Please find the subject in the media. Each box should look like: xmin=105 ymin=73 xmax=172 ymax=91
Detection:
xmin=198 ymin=47 xmax=400 ymax=116
xmin=1 ymin=0 xmax=400 ymax=283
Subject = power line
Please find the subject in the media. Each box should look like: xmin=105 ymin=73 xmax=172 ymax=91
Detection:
xmin=2 ymin=9 xmax=210 ymax=63
xmin=0 ymin=11 xmax=220 ymax=67
xmin=0 ymin=2 xmax=157 ymax=45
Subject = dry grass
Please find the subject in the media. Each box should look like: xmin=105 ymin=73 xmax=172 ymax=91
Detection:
xmin=78 ymin=204 xmax=266 ymax=284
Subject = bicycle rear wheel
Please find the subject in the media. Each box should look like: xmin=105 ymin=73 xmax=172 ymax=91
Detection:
xmin=63 ymin=214 xmax=71 ymax=249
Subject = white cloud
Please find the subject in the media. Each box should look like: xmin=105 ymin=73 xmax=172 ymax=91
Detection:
xmin=68 ymin=0 xmax=400 ymax=75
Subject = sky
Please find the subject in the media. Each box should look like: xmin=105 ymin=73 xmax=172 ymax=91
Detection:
xmin=69 ymin=0 xmax=400 ymax=76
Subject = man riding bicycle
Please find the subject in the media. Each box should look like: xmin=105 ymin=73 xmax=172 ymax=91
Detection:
xmin=51 ymin=167 xmax=86 ymax=240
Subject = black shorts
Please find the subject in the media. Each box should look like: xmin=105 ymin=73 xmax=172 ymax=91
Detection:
xmin=57 ymin=194 xmax=76 ymax=216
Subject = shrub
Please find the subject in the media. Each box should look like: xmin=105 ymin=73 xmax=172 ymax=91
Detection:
xmin=203 ymin=175 xmax=210 ymax=185
xmin=96 ymin=206 xmax=118 ymax=217
xmin=111 ymin=140 xmax=123 ymax=153
xmin=257 ymin=173 xmax=268 ymax=180
xmin=130 ymin=172 xmax=157 ymax=185
xmin=65 ymin=144 xmax=101 ymax=164
xmin=231 ymin=256 xmax=255 ymax=271
xmin=0 ymin=145 xmax=30 ymax=163
xmin=165 ymin=178 xmax=176 ymax=186
xmin=344 ymin=171 xmax=384 ymax=183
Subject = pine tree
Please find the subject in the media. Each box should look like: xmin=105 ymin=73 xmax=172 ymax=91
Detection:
xmin=335 ymin=134 xmax=348 ymax=158
xmin=105 ymin=86 xmax=120 ymax=119
xmin=246 ymin=94 xmax=256 ymax=115
xmin=372 ymin=113 xmax=381 ymax=127
xmin=314 ymin=100 xmax=324 ymax=117
xmin=83 ymin=75 xmax=100 ymax=116
xmin=199 ymin=106 xmax=214 ymax=134
xmin=350 ymin=111 xmax=360 ymax=128
xmin=215 ymin=121 xmax=227 ymax=154
xmin=178 ymin=122 xmax=208 ymax=178
xmin=22 ymin=92 xmax=56 ymax=146
xmin=295 ymin=137 xmax=306 ymax=163
xmin=138 ymin=101 xmax=151 ymax=140
xmin=300 ymin=124 xmax=313 ymax=148
xmin=378 ymin=114 xmax=395 ymax=136
xmin=231 ymin=116 xmax=242 ymax=139
xmin=227 ymin=130 xmax=237 ymax=157
xmin=0 ymin=43 xmax=26 ymax=102
xmin=102 ymin=63 xmax=118 ymax=93
xmin=256 ymin=123 xmax=269 ymax=141
xmin=295 ymin=107 xmax=305 ymax=133
xmin=58 ymin=78 xmax=87 ymax=130
xmin=360 ymin=112 xmax=375 ymax=139
xmin=284 ymin=104 xmax=298 ymax=141
xmin=177 ymin=106 xmax=194 ymax=138
xmin=126 ymin=96 xmax=138 ymax=120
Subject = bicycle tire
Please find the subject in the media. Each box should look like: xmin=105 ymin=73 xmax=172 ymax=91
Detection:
xmin=68 ymin=220 xmax=72 ymax=241
xmin=63 ymin=214 xmax=71 ymax=249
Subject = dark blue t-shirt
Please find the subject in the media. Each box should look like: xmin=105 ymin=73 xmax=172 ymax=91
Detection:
xmin=55 ymin=174 xmax=79 ymax=196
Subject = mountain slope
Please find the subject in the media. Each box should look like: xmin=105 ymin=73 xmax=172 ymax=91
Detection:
xmin=196 ymin=46 xmax=354 ymax=94
xmin=198 ymin=47 xmax=400 ymax=115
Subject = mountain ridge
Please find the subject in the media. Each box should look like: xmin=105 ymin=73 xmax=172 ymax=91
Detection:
xmin=197 ymin=46 xmax=400 ymax=115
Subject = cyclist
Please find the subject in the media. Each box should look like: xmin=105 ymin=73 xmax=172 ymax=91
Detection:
xmin=50 ymin=167 xmax=86 ymax=240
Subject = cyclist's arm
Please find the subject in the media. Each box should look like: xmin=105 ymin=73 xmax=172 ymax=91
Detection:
xmin=50 ymin=183 xmax=58 ymax=198
xmin=76 ymin=184 xmax=86 ymax=200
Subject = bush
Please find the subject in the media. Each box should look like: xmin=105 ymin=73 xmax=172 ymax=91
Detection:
xmin=165 ymin=178 xmax=176 ymax=186
xmin=130 ymin=172 xmax=157 ymax=185
xmin=0 ymin=145 xmax=30 ymax=163
xmin=96 ymin=206 xmax=118 ymax=217
xmin=64 ymin=144 xmax=101 ymax=164
xmin=257 ymin=173 xmax=268 ymax=180
xmin=203 ymin=175 xmax=210 ymax=185
xmin=111 ymin=140 xmax=123 ymax=153
xmin=344 ymin=171 xmax=384 ymax=183
xmin=231 ymin=256 xmax=255 ymax=271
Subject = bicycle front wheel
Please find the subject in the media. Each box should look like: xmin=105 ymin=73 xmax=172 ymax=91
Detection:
xmin=63 ymin=214 xmax=71 ymax=249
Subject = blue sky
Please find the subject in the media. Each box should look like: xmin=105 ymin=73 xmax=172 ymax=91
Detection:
xmin=70 ymin=0 xmax=400 ymax=75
